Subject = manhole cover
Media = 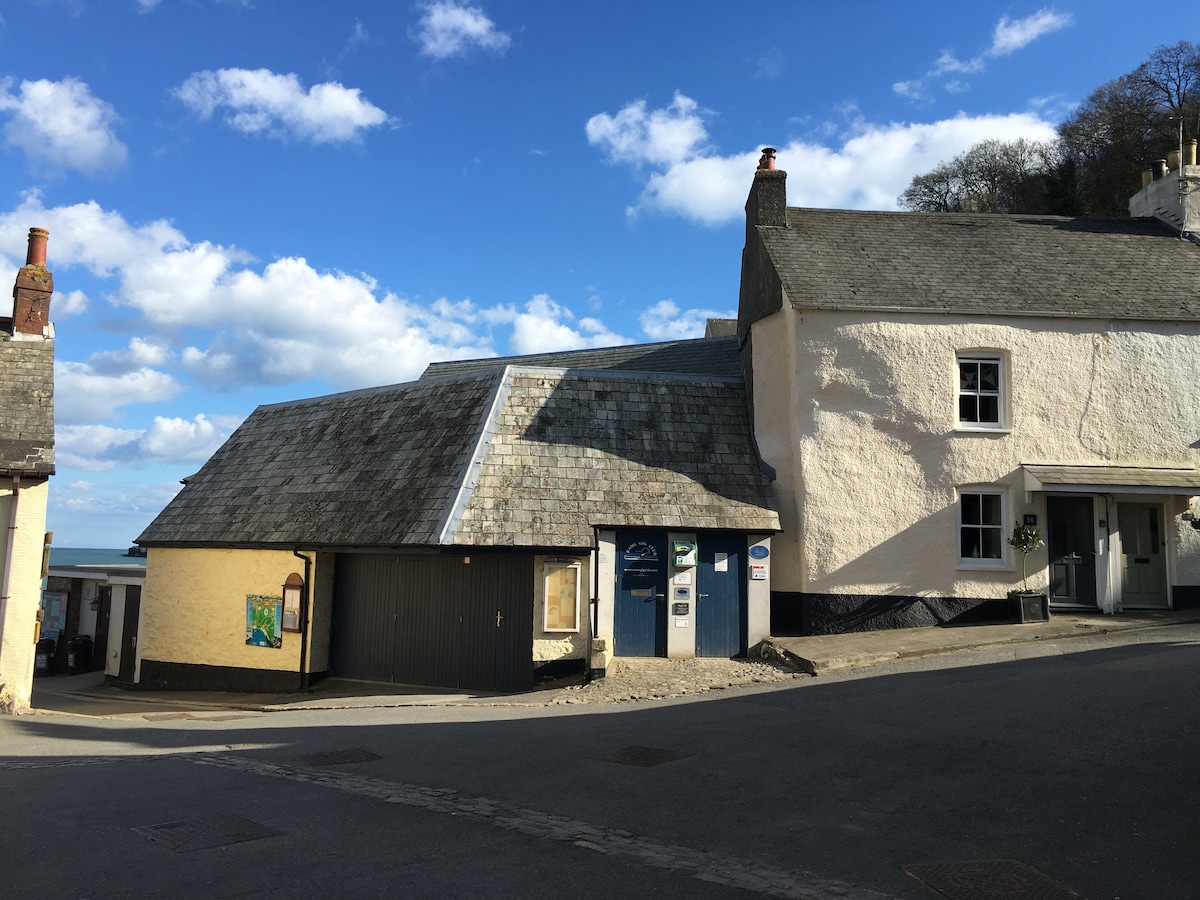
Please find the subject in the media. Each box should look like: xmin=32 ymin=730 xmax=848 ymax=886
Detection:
xmin=296 ymin=747 xmax=382 ymax=767
xmin=903 ymin=860 xmax=1081 ymax=900
xmin=589 ymin=746 xmax=690 ymax=767
xmin=142 ymin=712 xmax=193 ymax=721
xmin=133 ymin=815 xmax=280 ymax=852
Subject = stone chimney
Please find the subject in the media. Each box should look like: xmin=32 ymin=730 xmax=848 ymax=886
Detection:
xmin=745 ymin=148 xmax=788 ymax=234
xmin=10 ymin=228 xmax=52 ymax=336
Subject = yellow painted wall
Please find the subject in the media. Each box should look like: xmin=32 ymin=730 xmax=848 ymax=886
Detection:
xmin=141 ymin=547 xmax=321 ymax=676
xmin=0 ymin=479 xmax=49 ymax=712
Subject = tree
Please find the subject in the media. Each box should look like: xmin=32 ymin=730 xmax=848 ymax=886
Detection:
xmin=897 ymin=138 xmax=1062 ymax=214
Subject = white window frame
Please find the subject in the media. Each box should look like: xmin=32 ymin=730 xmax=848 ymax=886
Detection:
xmin=958 ymin=487 xmax=1009 ymax=569
xmin=956 ymin=352 xmax=1007 ymax=432
xmin=542 ymin=560 xmax=582 ymax=633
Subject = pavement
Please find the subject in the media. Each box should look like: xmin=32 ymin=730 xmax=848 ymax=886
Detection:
xmin=27 ymin=607 xmax=1200 ymax=717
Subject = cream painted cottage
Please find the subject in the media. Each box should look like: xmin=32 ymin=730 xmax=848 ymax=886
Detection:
xmin=739 ymin=150 xmax=1200 ymax=634
xmin=128 ymin=153 xmax=1200 ymax=694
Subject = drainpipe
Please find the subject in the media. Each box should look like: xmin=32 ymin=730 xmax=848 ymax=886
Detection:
xmin=0 ymin=475 xmax=21 ymax=663
xmin=293 ymin=549 xmax=312 ymax=691
xmin=587 ymin=527 xmax=600 ymax=684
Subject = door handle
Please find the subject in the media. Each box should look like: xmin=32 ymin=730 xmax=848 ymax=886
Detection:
xmin=496 ymin=611 xmax=504 ymax=627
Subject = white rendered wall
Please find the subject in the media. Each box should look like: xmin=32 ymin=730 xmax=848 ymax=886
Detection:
xmin=752 ymin=308 xmax=1200 ymax=600
xmin=0 ymin=480 xmax=48 ymax=713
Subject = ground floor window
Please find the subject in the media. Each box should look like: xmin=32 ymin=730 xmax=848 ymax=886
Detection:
xmin=959 ymin=489 xmax=1006 ymax=566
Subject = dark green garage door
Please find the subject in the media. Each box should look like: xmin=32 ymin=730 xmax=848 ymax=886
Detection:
xmin=331 ymin=553 xmax=534 ymax=692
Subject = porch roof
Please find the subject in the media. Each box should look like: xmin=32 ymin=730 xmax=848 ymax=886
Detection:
xmin=1022 ymin=465 xmax=1200 ymax=495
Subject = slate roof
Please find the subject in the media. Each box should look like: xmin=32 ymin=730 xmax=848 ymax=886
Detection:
xmin=421 ymin=335 xmax=742 ymax=380
xmin=454 ymin=369 xmax=779 ymax=546
xmin=0 ymin=334 xmax=54 ymax=475
xmin=137 ymin=366 xmax=778 ymax=550
xmin=762 ymin=209 xmax=1200 ymax=321
xmin=137 ymin=375 xmax=502 ymax=547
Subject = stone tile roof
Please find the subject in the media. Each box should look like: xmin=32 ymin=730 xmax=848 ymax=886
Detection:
xmin=136 ymin=375 xmax=501 ymax=547
xmin=453 ymin=369 xmax=779 ymax=547
xmin=762 ymin=209 xmax=1200 ymax=321
xmin=1022 ymin=464 xmax=1200 ymax=493
xmin=0 ymin=335 xmax=54 ymax=474
xmin=138 ymin=366 xmax=778 ymax=550
xmin=421 ymin=335 xmax=742 ymax=380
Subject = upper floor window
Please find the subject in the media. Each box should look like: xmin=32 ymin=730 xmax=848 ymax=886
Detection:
xmin=957 ymin=353 xmax=1005 ymax=429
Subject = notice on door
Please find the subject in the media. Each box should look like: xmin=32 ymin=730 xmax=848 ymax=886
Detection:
xmin=714 ymin=552 xmax=728 ymax=573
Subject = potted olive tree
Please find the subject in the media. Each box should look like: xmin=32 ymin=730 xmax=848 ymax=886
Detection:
xmin=1008 ymin=523 xmax=1048 ymax=623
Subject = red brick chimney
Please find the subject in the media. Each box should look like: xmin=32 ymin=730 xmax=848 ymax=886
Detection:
xmin=11 ymin=228 xmax=52 ymax=336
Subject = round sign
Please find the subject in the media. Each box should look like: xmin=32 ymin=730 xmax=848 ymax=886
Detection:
xmin=749 ymin=545 xmax=770 ymax=559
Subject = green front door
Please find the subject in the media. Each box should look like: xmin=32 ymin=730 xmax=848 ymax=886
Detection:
xmin=1118 ymin=502 xmax=1169 ymax=609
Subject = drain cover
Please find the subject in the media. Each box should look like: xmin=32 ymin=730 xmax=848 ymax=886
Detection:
xmin=903 ymin=860 xmax=1081 ymax=900
xmin=296 ymin=747 xmax=382 ymax=767
xmin=589 ymin=746 xmax=690 ymax=767
xmin=133 ymin=815 xmax=280 ymax=852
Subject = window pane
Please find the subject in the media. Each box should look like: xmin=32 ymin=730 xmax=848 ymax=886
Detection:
xmin=959 ymin=395 xmax=978 ymax=422
xmin=981 ymin=493 xmax=1002 ymax=525
xmin=962 ymin=530 xmax=980 ymax=558
xmin=959 ymin=362 xmax=979 ymax=391
xmin=981 ymin=528 xmax=1002 ymax=559
xmin=962 ymin=494 xmax=981 ymax=525
xmin=977 ymin=395 xmax=999 ymax=423
xmin=979 ymin=363 xmax=999 ymax=391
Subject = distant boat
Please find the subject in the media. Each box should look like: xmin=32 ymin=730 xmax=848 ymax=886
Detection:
xmin=123 ymin=546 xmax=147 ymax=558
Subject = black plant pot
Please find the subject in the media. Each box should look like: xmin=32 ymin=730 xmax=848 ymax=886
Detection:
xmin=1009 ymin=592 xmax=1049 ymax=623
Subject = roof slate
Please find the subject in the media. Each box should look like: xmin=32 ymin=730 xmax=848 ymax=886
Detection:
xmin=138 ymin=366 xmax=778 ymax=550
xmin=136 ymin=375 xmax=500 ymax=547
xmin=454 ymin=370 xmax=779 ymax=546
xmin=0 ymin=334 xmax=54 ymax=474
xmin=421 ymin=335 xmax=742 ymax=380
xmin=762 ymin=209 xmax=1200 ymax=321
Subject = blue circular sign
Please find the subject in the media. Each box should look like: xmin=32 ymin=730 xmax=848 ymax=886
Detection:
xmin=749 ymin=545 xmax=769 ymax=559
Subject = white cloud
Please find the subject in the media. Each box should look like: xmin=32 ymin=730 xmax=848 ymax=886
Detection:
xmin=174 ymin=68 xmax=390 ymax=144
xmin=0 ymin=77 xmax=127 ymax=173
xmin=991 ymin=10 xmax=1072 ymax=56
xmin=755 ymin=48 xmax=785 ymax=80
xmin=86 ymin=337 xmax=172 ymax=374
xmin=413 ymin=1 xmax=511 ymax=60
xmin=639 ymin=300 xmax=736 ymax=342
xmin=896 ymin=9 xmax=1071 ymax=102
xmin=57 ymin=413 xmax=242 ymax=471
xmin=492 ymin=294 xmax=630 ymax=355
xmin=137 ymin=0 xmax=162 ymax=11
xmin=55 ymin=361 xmax=183 ymax=425
xmin=586 ymin=93 xmax=709 ymax=167
xmin=587 ymin=95 xmax=1058 ymax=224
xmin=53 ymin=289 xmax=90 ymax=317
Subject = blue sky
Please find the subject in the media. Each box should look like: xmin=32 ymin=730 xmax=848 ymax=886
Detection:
xmin=0 ymin=1 xmax=1187 ymax=547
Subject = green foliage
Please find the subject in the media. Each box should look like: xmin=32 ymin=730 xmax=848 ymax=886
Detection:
xmin=1008 ymin=524 xmax=1046 ymax=592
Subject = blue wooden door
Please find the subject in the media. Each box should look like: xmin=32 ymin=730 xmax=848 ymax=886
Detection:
xmin=697 ymin=535 xmax=747 ymax=657
xmin=614 ymin=532 xmax=667 ymax=657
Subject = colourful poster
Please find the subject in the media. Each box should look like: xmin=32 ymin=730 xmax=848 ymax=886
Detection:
xmin=245 ymin=595 xmax=283 ymax=648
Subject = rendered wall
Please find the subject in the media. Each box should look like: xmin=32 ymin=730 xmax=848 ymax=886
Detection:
xmin=0 ymin=479 xmax=48 ymax=712
xmin=753 ymin=309 xmax=1200 ymax=602
xmin=140 ymin=547 xmax=319 ymax=682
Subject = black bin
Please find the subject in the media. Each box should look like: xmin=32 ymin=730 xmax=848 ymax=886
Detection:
xmin=67 ymin=636 xmax=93 ymax=675
xmin=35 ymin=637 xmax=57 ymax=675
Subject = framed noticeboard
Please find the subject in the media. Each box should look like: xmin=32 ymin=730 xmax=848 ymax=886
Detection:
xmin=543 ymin=561 xmax=581 ymax=633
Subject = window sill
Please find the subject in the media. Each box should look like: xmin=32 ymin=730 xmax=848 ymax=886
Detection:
xmin=957 ymin=561 xmax=1016 ymax=572
xmin=954 ymin=425 xmax=1011 ymax=435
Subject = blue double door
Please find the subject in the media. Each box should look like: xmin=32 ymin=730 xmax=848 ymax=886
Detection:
xmin=614 ymin=532 xmax=747 ymax=658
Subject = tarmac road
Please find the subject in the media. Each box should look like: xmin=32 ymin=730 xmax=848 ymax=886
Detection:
xmin=4 ymin=622 xmax=1199 ymax=899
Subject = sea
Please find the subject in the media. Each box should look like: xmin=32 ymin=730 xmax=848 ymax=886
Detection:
xmin=48 ymin=547 xmax=146 ymax=568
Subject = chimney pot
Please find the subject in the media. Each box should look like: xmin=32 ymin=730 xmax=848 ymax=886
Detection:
xmin=757 ymin=147 xmax=776 ymax=171
xmin=25 ymin=227 xmax=48 ymax=267
xmin=1153 ymin=159 xmax=1168 ymax=180
xmin=1186 ymin=139 xmax=1197 ymax=167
